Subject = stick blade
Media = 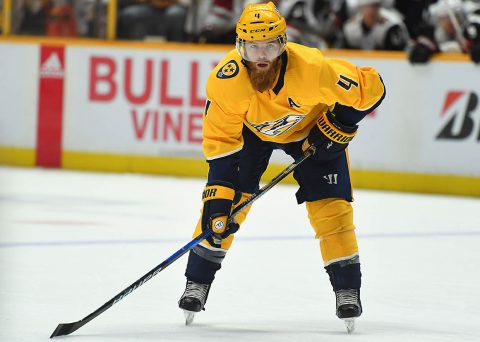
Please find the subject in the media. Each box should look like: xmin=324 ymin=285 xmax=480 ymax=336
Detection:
xmin=50 ymin=321 xmax=83 ymax=338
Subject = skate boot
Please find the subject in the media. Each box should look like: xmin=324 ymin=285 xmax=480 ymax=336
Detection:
xmin=178 ymin=280 xmax=211 ymax=325
xmin=335 ymin=288 xmax=362 ymax=333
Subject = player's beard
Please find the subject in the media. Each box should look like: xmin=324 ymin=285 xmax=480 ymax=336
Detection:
xmin=247 ymin=57 xmax=282 ymax=93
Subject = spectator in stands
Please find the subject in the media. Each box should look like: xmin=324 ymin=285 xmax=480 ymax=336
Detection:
xmin=278 ymin=0 xmax=336 ymax=49
xmin=192 ymin=0 xmax=238 ymax=44
xmin=392 ymin=0 xmax=426 ymax=40
xmin=409 ymin=0 xmax=480 ymax=64
xmin=17 ymin=0 xmax=52 ymax=35
xmin=73 ymin=0 xmax=108 ymax=38
xmin=339 ymin=0 xmax=409 ymax=50
xmin=117 ymin=0 xmax=188 ymax=41
xmin=185 ymin=0 xmax=245 ymax=44
xmin=186 ymin=1 xmax=280 ymax=44
xmin=329 ymin=0 xmax=395 ymax=33
xmin=46 ymin=0 xmax=77 ymax=37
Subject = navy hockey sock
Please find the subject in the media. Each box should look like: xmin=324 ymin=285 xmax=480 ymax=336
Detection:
xmin=325 ymin=257 xmax=361 ymax=291
xmin=184 ymin=245 xmax=225 ymax=284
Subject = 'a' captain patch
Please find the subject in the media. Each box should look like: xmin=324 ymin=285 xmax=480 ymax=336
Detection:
xmin=216 ymin=60 xmax=239 ymax=79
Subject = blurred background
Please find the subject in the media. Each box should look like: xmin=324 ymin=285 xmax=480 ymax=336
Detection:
xmin=0 ymin=0 xmax=479 ymax=197
xmin=0 ymin=2 xmax=480 ymax=340
xmin=1 ymin=0 xmax=480 ymax=60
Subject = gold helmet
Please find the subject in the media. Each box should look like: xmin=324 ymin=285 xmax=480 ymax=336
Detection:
xmin=236 ymin=2 xmax=286 ymax=41
xmin=235 ymin=2 xmax=287 ymax=62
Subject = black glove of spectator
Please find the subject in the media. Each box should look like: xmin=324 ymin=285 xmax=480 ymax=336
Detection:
xmin=463 ymin=22 xmax=480 ymax=64
xmin=409 ymin=43 xmax=434 ymax=64
xmin=471 ymin=43 xmax=480 ymax=64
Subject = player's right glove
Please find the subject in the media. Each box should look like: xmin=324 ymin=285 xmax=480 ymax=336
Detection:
xmin=201 ymin=181 xmax=240 ymax=247
xmin=302 ymin=110 xmax=358 ymax=162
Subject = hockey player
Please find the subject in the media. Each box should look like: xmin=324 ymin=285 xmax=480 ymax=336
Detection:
xmin=178 ymin=1 xmax=386 ymax=333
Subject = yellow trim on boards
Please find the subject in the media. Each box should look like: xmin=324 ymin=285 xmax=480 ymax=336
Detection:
xmin=0 ymin=35 xmax=232 ymax=52
xmin=323 ymin=49 xmax=470 ymax=62
xmin=0 ymin=148 xmax=478 ymax=196
xmin=0 ymin=36 xmax=472 ymax=62
xmin=0 ymin=146 xmax=35 ymax=166
xmin=60 ymin=151 xmax=480 ymax=197
xmin=350 ymin=170 xmax=480 ymax=197
xmin=62 ymin=151 xmax=210 ymax=178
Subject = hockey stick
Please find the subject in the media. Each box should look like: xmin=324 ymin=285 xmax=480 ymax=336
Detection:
xmin=50 ymin=145 xmax=316 ymax=338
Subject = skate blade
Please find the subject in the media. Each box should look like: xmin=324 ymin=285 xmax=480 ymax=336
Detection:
xmin=183 ymin=310 xmax=195 ymax=325
xmin=343 ymin=318 xmax=355 ymax=334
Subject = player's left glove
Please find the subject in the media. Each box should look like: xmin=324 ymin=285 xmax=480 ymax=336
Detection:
xmin=201 ymin=181 xmax=240 ymax=247
xmin=302 ymin=111 xmax=358 ymax=162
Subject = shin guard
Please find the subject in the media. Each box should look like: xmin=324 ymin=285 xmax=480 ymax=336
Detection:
xmin=306 ymin=198 xmax=358 ymax=265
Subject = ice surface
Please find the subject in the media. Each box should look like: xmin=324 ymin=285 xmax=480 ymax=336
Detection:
xmin=1 ymin=166 xmax=479 ymax=341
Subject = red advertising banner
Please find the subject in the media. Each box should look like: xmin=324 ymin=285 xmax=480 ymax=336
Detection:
xmin=36 ymin=45 xmax=65 ymax=167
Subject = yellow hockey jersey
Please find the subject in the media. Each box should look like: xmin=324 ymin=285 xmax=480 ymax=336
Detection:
xmin=203 ymin=42 xmax=385 ymax=160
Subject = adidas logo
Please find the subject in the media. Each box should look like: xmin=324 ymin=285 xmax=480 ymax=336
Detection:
xmin=40 ymin=52 xmax=64 ymax=78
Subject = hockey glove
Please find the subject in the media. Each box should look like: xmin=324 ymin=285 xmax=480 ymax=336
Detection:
xmin=201 ymin=181 xmax=240 ymax=247
xmin=302 ymin=111 xmax=358 ymax=162
xmin=470 ymin=43 xmax=480 ymax=64
xmin=409 ymin=42 xmax=434 ymax=64
xmin=464 ymin=22 xmax=480 ymax=64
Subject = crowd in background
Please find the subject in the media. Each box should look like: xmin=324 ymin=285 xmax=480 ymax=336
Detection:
xmin=1 ymin=0 xmax=479 ymax=63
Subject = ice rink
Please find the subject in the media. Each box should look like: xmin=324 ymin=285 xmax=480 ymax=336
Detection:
xmin=1 ymin=166 xmax=479 ymax=342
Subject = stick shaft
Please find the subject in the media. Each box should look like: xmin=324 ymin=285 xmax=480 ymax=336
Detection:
xmin=229 ymin=146 xmax=315 ymax=221
xmin=50 ymin=146 xmax=314 ymax=338
xmin=50 ymin=230 xmax=211 ymax=337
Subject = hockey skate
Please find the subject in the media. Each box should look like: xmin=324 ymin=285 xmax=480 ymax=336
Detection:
xmin=335 ymin=288 xmax=362 ymax=333
xmin=178 ymin=280 xmax=211 ymax=325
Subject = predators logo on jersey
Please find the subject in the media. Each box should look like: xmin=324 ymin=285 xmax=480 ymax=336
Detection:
xmin=217 ymin=60 xmax=239 ymax=79
xmin=249 ymin=114 xmax=305 ymax=136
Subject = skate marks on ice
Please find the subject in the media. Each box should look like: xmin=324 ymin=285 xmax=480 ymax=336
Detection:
xmin=1 ymin=168 xmax=480 ymax=342
xmin=57 ymin=319 xmax=475 ymax=342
